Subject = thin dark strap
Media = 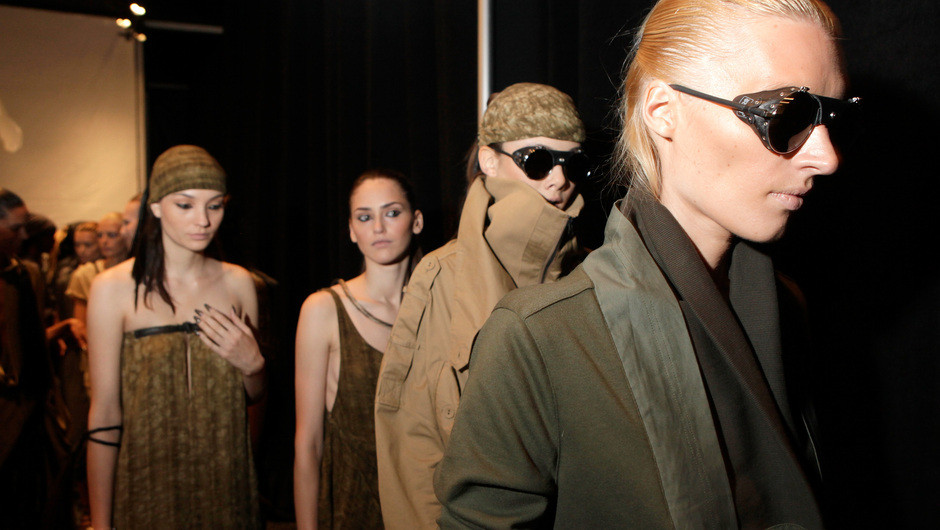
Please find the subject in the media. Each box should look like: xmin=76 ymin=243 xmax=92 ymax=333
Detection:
xmin=88 ymin=425 xmax=123 ymax=435
xmin=87 ymin=424 xmax=123 ymax=447
xmin=336 ymin=279 xmax=393 ymax=328
xmin=133 ymin=321 xmax=199 ymax=338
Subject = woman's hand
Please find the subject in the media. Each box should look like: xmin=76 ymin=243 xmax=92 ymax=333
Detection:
xmin=194 ymin=304 xmax=265 ymax=377
xmin=46 ymin=317 xmax=88 ymax=351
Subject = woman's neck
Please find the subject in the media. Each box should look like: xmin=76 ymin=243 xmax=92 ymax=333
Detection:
xmin=359 ymin=257 xmax=411 ymax=304
xmin=161 ymin=237 xmax=209 ymax=279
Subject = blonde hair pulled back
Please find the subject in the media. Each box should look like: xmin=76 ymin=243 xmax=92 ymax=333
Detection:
xmin=614 ymin=0 xmax=842 ymax=198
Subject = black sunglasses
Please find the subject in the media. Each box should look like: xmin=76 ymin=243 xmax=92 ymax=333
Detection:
xmin=490 ymin=145 xmax=592 ymax=183
xmin=669 ymin=84 xmax=862 ymax=154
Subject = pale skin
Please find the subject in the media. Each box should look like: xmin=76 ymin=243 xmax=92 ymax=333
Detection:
xmin=72 ymin=215 xmax=129 ymax=346
xmin=294 ymin=177 xmax=423 ymax=530
xmin=643 ymin=16 xmax=844 ymax=285
xmin=86 ymin=189 xmax=264 ymax=529
xmin=121 ymin=198 xmax=141 ymax=249
xmin=74 ymin=229 xmax=101 ymax=264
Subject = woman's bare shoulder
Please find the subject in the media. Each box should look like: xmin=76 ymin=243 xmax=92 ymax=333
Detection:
xmin=299 ymin=288 xmax=339 ymax=322
xmin=92 ymin=260 xmax=135 ymax=291
xmin=219 ymin=261 xmax=256 ymax=290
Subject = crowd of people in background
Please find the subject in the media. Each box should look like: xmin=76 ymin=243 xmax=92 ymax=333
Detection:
xmin=0 ymin=187 xmax=141 ymax=527
xmin=0 ymin=0 xmax=861 ymax=528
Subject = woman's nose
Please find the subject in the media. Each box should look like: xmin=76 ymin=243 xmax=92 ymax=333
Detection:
xmin=197 ymin=208 xmax=211 ymax=227
xmin=799 ymin=125 xmax=840 ymax=176
xmin=543 ymin=164 xmax=570 ymax=190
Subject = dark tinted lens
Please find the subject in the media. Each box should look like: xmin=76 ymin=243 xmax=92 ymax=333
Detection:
xmin=521 ymin=148 xmax=554 ymax=180
xmin=767 ymin=91 xmax=819 ymax=153
xmin=561 ymin=152 xmax=591 ymax=183
xmin=821 ymin=97 xmax=863 ymax=152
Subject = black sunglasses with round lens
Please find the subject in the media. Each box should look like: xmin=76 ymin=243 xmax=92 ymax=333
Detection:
xmin=490 ymin=145 xmax=592 ymax=183
xmin=669 ymin=84 xmax=862 ymax=154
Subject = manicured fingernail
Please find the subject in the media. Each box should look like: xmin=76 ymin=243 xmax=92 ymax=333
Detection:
xmin=204 ymin=303 xmax=212 ymax=311
xmin=194 ymin=309 xmax=203 ymax=316
xmin=194 ymin=316 xmax=200 ymax=323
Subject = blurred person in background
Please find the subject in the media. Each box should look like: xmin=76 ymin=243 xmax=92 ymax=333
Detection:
xmin=120 ymin=193 xmax=142 ymax=252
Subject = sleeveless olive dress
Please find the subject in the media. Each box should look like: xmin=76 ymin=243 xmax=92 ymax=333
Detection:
xmin=317 ymin=290 xmax=384 ymax=529
xmin=113 ymin=323 xmax=261 ymax=529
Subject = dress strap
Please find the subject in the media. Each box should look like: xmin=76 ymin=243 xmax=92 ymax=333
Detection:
xmin=132 ymin=322 xmax=200 ymax=339
xmin=336 ymin=279 xmax=393 ymax=328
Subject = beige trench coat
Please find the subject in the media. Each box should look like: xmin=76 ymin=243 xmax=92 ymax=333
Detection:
xmin=374 ymin=176 xmax=583 ymax=529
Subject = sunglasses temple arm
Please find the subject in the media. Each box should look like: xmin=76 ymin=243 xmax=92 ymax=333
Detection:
xmin=668 ymin=84 xmax=771 ymax=118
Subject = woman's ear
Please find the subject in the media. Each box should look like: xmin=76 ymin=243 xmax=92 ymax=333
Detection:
xmin=150 ymin=202 xmax=162 ymax=219
xmin=642 ymin=80 xmax=677 ymax=141
xmin=478 ymin=145 xmax=500 ymax=178
xmin=412 ymin=210 xmax=424 ymax=235
xmin=349 ymin=220 xmax=357 ymax=244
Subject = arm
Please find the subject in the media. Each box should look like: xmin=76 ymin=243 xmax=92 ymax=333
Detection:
xmin=47 ymin=297 xmax=87 ymax=347
xmin=435 ymin=308 xmax=559 ymax=528
xmin=85 ymin=275 xmax=127 ymax=529
xmin=293 ymin=291 xmax=338 ymax=530
xmin=45 ymin=316 xmax=86 ymax=349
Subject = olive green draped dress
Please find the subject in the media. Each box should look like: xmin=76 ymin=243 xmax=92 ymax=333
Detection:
xmin=113 ymin=325 xmax=260 ymax=529
xmin=317 ymin=290 xmax=384 ymax=529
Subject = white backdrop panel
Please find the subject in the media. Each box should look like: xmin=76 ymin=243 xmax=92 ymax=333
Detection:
xmin=0 ymin=5 xmax=142 ymax=228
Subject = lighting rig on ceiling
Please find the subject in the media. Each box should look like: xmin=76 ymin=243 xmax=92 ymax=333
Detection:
xmin=116 ymin=3 xmax=147 ymax=42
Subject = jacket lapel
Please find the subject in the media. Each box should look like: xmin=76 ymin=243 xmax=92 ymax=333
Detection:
xmin=634 ymin=198 xmax=798 ymax=445
xmin=582 ymin=204 xmax=737 ymax=528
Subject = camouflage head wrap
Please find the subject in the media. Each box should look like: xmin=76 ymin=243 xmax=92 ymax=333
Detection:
xmin=478 ymin=83 xmax=585 ymax=145
xmin=148 ymin=145 xmax=226 ymax=204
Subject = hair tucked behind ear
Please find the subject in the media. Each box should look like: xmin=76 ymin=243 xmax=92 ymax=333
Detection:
xmin=348 ymin=169 xmax=424 ymax=281
xmin=613 ymin=0 xmax=842 ymax=199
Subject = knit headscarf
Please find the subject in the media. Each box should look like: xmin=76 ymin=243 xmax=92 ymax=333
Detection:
xmin=478 ymin=83 xmax=585 ymax=145
xmin=147 ymin=145 xmax=226 ymax=203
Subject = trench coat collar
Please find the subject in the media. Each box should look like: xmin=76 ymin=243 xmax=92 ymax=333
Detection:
xmin=581 ymin=200 xmax=738 ymax=528
xmin=448 ymin=177 xmax=582 ymax=370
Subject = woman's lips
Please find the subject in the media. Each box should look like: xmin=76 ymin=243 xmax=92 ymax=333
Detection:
xmin=771 ymin=191 xmax=807 ymax=211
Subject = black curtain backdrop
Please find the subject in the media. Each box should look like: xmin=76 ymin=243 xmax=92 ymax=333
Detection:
xmin=217 ymin=2 xmax=478 ymax=518
xmin=3 ymin=0 xmax=937 ymax=525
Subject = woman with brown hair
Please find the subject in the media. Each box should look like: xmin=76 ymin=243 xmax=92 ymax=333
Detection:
xmin=86 ymin=145 xmax=264 ymax=528
xmin=294 ymin=169 xmax=423 ymax=529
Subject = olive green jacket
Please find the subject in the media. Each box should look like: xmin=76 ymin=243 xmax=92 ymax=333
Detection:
xmin=375 ymin=176 xmax=583 ymax=529
xmin=435 ymin=204 xmax=742 ymax=528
